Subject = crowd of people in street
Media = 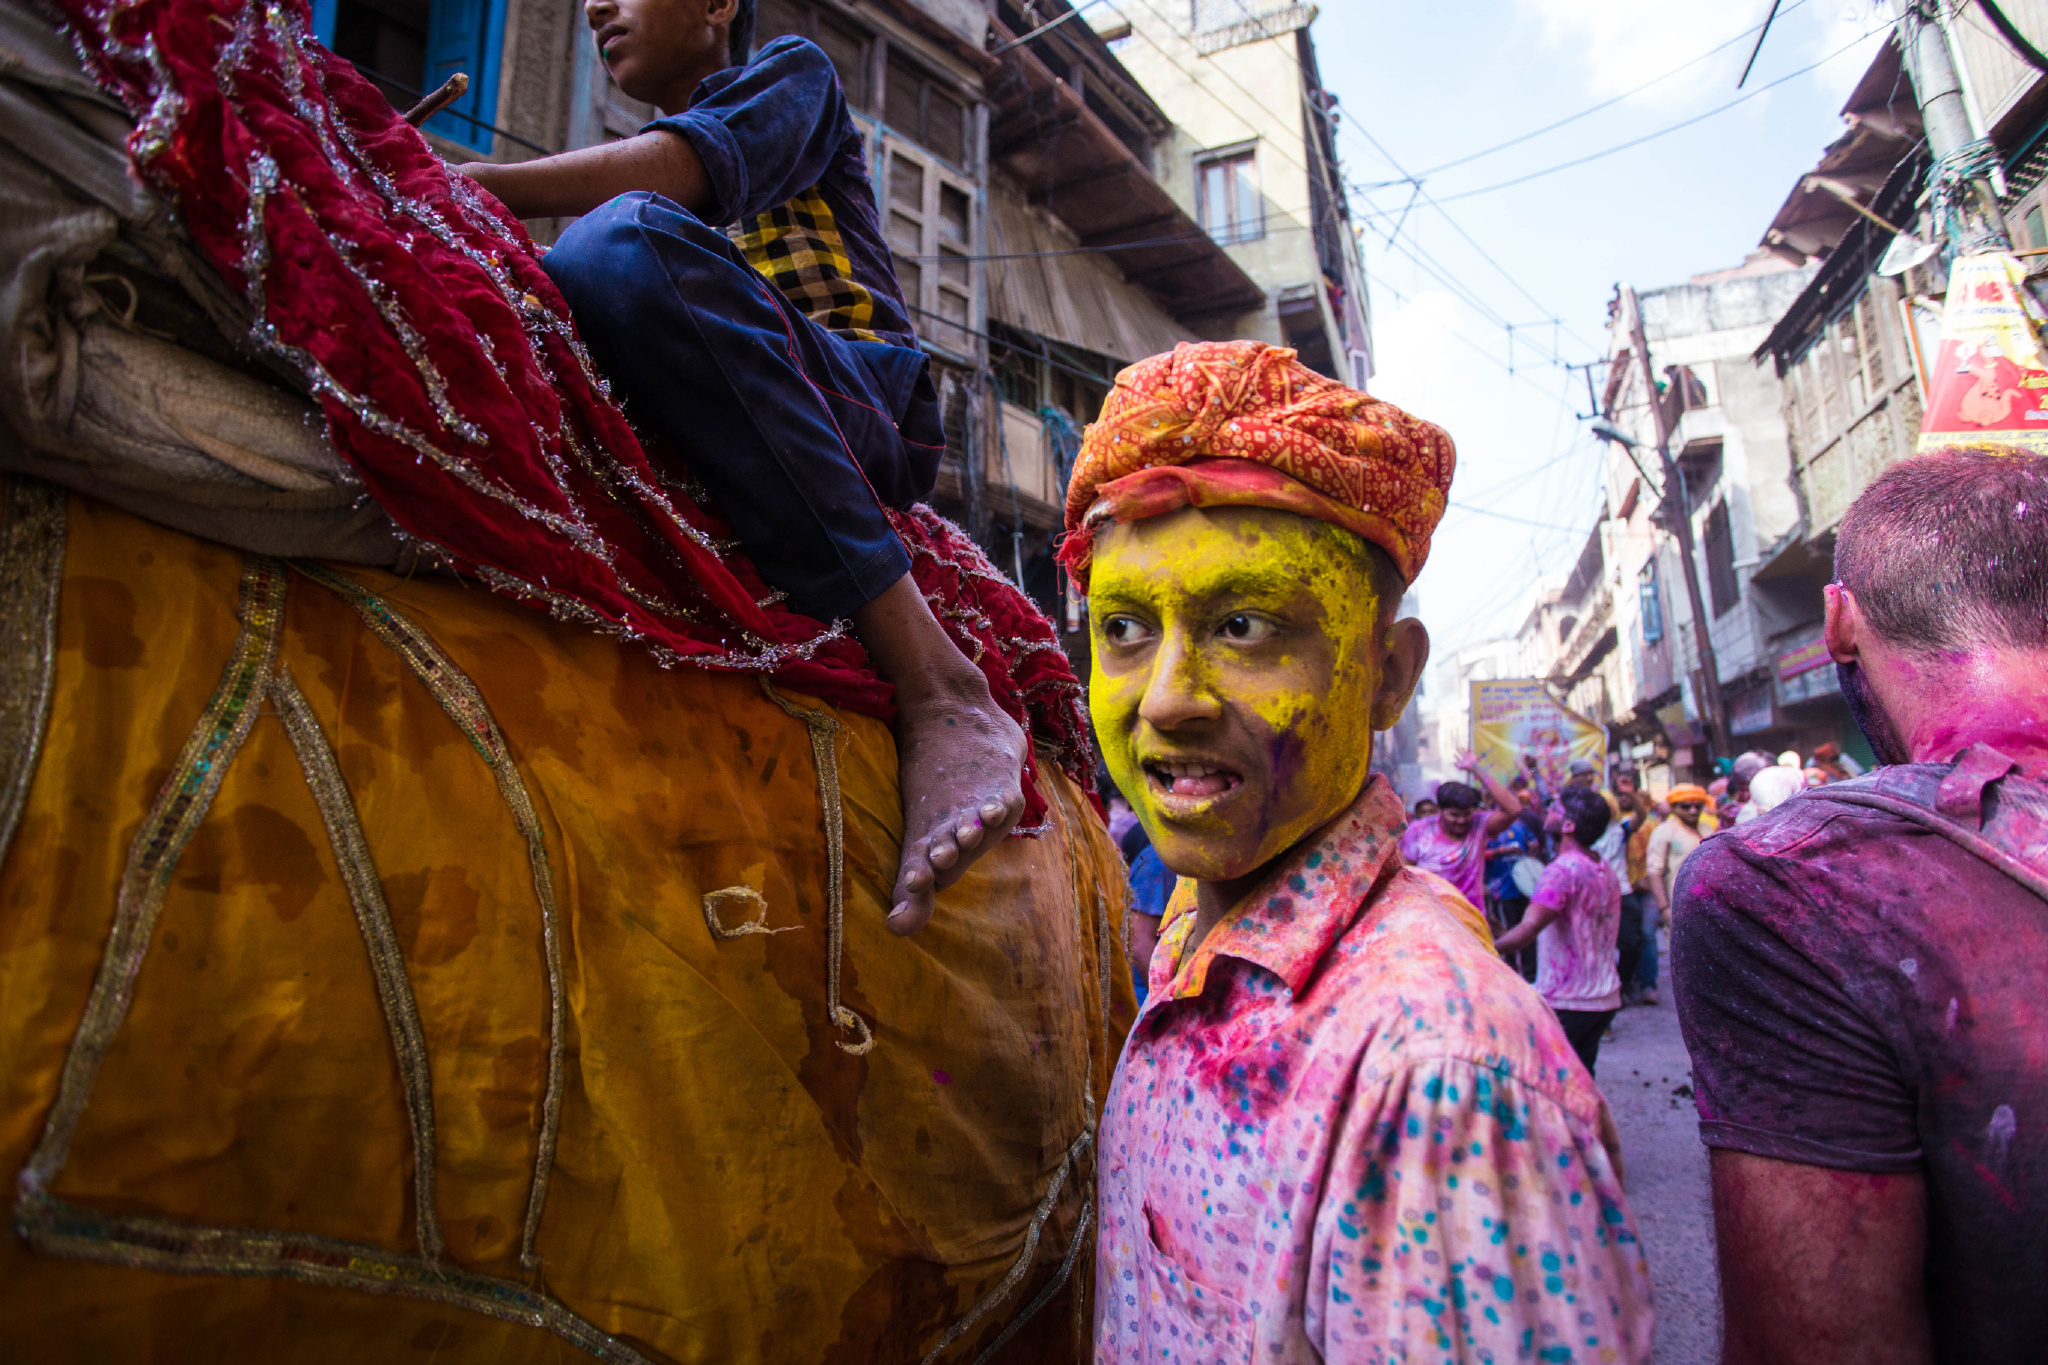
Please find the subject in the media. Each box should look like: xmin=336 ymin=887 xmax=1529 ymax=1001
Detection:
xmin=1096 ymin=445 xmax=2047 ymax=1362
xmin=14 ymin=0 xmax=2048 ymax=1353
xmin=1380 ymin=742 xmax=1865 ymax=1074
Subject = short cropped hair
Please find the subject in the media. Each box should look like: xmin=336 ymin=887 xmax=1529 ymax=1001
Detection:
xmin=1436 ymin=781 xmax=1481 ymax=811
xmin=1557 ymin=785 xmax=1611 ymax=846
xmin=729 ymin=0 xmax=756 ymax=66
xmin=1835 ymin=448 xmax=2048 ymax=651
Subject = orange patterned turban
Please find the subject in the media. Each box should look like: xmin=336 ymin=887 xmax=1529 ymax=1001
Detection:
xmin=1057 ymin=340 xmax=1455 ymax=588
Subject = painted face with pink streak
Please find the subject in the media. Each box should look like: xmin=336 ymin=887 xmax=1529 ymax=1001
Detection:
xmin=1087 ymin=506 xmax=1427 ymax=887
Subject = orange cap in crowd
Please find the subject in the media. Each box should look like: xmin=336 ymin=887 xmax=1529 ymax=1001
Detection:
xmin=1057 ymin=341 xmax=1455 ymax=589
xmin=1666 ymin=784 xmax=1711 ymax=805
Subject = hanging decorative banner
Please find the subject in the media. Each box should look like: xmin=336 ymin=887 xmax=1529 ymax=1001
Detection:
xmin=1469 ymin=679 xmax=1608 ymax=793
xmin=1918 ymin=251 xmax=2048 ymax=453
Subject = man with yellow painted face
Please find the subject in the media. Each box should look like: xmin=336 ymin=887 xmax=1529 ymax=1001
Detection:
xmin=1061 ymin=343 xmax=1652 ymax=1362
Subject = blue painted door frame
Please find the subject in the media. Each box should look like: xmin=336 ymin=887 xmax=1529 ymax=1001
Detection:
xmin=310 ymin=0 xmax=505 ymax=152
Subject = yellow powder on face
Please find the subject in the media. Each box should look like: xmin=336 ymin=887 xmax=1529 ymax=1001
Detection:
xmin=1087 ymin=506 xmax=1386 ymax=883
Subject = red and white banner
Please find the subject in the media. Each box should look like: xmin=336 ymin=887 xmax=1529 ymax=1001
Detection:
xmin=1918 ymin=251 xmax=2048 ymax=453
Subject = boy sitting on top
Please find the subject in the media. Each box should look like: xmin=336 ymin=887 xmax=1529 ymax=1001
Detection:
xmin=460 ymin=0 xmax=1023 ymax=931
xmin=1064 ymin=341 xmax=1651 ymax=1358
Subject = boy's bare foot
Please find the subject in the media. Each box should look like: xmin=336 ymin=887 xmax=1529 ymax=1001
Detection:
xmin=852 ymin=574 xmax=1028 ymax=935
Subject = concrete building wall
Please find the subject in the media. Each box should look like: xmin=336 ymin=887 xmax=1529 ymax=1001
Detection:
xmin=1095 ymin=4 xmax=1366 ymax=381
xmin=1602 ymin=257 xmax=1819 ymax=773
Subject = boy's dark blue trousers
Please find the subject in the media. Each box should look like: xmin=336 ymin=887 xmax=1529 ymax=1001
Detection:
xmin=543 ymin=191 xmax=943 ymax=621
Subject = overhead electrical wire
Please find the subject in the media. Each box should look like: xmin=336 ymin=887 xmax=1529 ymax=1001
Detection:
xmin=1112 ymin=0 xmax=1587 ymax=387
xmin=1443 ymin=502 xmax=1597 ymax=533
xmin=1341 ymin=122 xmax=1599 ymax=357
xmin=1452 ymin=439 xmax=1603 ymax=510
xmin=966 ymin=49 xmax=1580 ymax=402
xmin=1361 ymin=268 xmax=1585 ymax=410
xmin=1110 ymin=0 xmax=1595 ymax=407
xmin=1327 ymin=3 xmax=1875 ymax=361
xmin=1425 ymin=371 xmax=1609 ymax=649
xmin=1398 ymin=0 xmax=1813 ymax=180
xmin=1426 ymin=23 xmax=1888 ymax=205
xmin=1347 ymin=179 xmax=1591 ymax=376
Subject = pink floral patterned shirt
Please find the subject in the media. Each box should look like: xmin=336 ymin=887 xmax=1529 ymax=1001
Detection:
xmin=1095 ymin=777 xmax=1654 ymax=1363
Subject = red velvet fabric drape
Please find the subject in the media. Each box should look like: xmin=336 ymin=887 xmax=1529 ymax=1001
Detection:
xmin=57 ymin=0 xmax=1093 ymax=820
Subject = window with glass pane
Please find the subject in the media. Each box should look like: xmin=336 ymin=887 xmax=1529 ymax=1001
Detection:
xmin=330 ymin=0 xmax=426 ymax=110
xmin=1197 ymin=151 xmax=1260 ymax=244
xmin=1836 ymin=317 xmax=1865 ymax=411
xmin=1703 ymin=500 xmax=1740 ymax=618
xmin=888 ymin=153 xmax=925 ymax=310
xmin=1639 ymin=560 xmax=1665 ymax=645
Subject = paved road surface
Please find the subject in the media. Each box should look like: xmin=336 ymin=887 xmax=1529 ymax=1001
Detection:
xmin=1598 ymin=995 xmax=1721 ymax=1364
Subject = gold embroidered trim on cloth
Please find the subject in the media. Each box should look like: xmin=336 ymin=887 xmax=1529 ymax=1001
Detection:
xmin=731 ymin=187 xmax=884 ymax=342
xmin=919 ymin=776 xmax=1109 ymax=1363
xmin=292 ymin=562 xmax=567 ymax=1274
xmin=20 ymin=554 xmax=288 ymax=1195
xmin=12 ymin=553 xmax=648 ymax=1362
xmin=11 ymin=1192 xmax=655 ymax=1365
xmin=918 ymin=1125 xmax=1097 ymax=1365
xmin=273 ymin=664 xmax=444 ymax=1263
xmin=0 ymin=476 xmax=65 ymax=866
xmin=759 ymin=680 xmax=875 ymax=1055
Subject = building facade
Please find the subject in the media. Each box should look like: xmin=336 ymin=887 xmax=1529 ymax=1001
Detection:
xmin=1597 ymin=256 xmax=1855 ymax=781
xmin=1570 ymin=8 xmax=2048 ymax=783
xmin=314 ymin=0 xmax=1295 ymax=677
xmin=1742 ymin=9 xmax=2048 ymax=769
xmin=1099 ymin=0 xmax=1373 ymax=387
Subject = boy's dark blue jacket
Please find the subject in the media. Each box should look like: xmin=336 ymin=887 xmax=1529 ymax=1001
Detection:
xmin=647 ymin=35 xmax=920 ymax=351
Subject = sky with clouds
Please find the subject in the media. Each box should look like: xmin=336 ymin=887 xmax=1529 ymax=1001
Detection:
xmin=1310 ymin=0 xmax=1894 ymax=674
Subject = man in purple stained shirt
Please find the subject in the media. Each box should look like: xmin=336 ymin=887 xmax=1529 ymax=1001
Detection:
xmin=1496 ymin=785 xmax=1622 ymax=1074
xmin=1397 ymin=748 xmax=1523 ymax=909
xmin=1675 ymin=449 xmax=2048 ymax=1364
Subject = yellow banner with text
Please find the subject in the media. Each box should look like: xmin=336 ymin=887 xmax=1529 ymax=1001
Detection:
xmin=1470 ymin=679 xmax=1608 ymax=794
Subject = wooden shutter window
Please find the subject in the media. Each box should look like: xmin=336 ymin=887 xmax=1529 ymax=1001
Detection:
xmin=755 ymin=0 xmax=871 ymax=106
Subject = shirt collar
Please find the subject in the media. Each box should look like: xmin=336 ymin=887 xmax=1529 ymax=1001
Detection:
xmin=1152 ymin=776 xmax=1406 ymax=1005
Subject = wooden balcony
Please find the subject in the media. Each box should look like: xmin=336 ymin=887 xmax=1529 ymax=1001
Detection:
xmin=1795 ymin=371 xmax=1921 ymax=535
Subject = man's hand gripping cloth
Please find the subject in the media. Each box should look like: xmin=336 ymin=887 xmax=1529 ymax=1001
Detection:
xmin=53 ymin=0 xmax=1089 ymax=823
xmin=1056 ymin=339 xmax=1455 ymax=588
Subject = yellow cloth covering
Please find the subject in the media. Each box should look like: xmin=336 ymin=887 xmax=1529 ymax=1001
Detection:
xmin=0 ymin=481 xmax=1134 ymax=1362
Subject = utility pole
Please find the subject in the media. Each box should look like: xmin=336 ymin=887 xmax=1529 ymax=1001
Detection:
xmin=1896 ymin=0 xmax=2011 ymax=244
xmin=1620 ymin=285 xmax=1729 ymax=766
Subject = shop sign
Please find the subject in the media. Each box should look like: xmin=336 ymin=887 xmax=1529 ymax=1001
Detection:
xmin=1779 ymin=661 xmax=1841 ymax=706
xmin=1777 ymin=637 xmax=1831 ymax=679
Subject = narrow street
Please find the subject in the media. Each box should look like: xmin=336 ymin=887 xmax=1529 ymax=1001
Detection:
xmin=1600 ymin=994 xmax=1720 ymax=1365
